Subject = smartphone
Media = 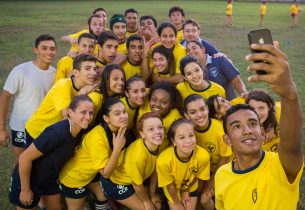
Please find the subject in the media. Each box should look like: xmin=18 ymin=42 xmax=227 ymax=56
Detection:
xmin=247 ymin=29 xmax=273 ymax=75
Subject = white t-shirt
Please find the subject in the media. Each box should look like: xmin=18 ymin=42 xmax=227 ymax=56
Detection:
xmin=3 ymin=61 xmax=56 ymax=131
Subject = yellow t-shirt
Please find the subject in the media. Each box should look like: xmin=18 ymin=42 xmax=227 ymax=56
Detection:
xmin=156 ymin=145 xmax=210 ymax=203
xmin=176 ymin=29 xmax=184 ymax=44
xmin=177 ymin=80 xmax=226 ymax=101
xmin=121 ymin=97 xmax=137 ymax=129
xmin=110 ymin=138 xmax=157 ymax=185
xmin=290 ymin=4 xmax=299 ymax=15
xmin=25 ymin=78 xmax=102 ymax=139
xmin=226 ymin=3 xmax=233 ymax=16
xmin=126 ymin=30 xmax=139 ymax=38
xmin=260 ymin=4 xmax=267 ymax=16
xmin=121 ymin=59 xmax=142 ymax=80
xmin=59 ymin=125 xmax=124 ymax=187
xmin=54 ymin=56 xmax=73 ymax=83
xmin=195 ymin=119 xmax=232 ymax=173
xmin=262 ymin=102 xmax=281 ymax=153
xmin=215 ymin=151 xmax=304 ymax=210
xmin=149 ymin=42 xmax=186 ymax=77
xmin=230 ymin=96 xmax=245 ymax=106
xmin=69 ymin=29 xmax=89 ymax=52
xmin=118 ymin=41 xmax=127 ymax=55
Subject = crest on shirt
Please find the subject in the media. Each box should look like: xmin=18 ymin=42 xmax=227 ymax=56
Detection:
xmin=205 ymin=142 xmax=216 ymax=153
xmin=271 ymin=143 xmax=278 ymax=152
xmin=189 ymin=167 xmax=197 ymax=175
xmin=209 ymin=67 xmax=218 ymax=78
xmin=252 ymin=188 xmax=257 ymax=203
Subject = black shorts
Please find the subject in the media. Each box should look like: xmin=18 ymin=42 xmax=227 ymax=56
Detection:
xmin=11 ymin=130 xmax=26 ymax=148
xmin=100 ymin=177 xmax=134 ymax=200
xmin=25 ymin=129 xmax=34 ymax=148
xmin=9 ymin=166 xmax=60 ymax=209
xmin=59 ymin=174 xmax=100 ymax=199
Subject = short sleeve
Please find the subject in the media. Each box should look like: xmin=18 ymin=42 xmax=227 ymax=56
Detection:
xmin=3 ymin=67 xmax=23 ymax=94
xmin=33 ymin=126 xmax=61 ymax=154
xmin=156 ymin=151 xmax=174 ymax=187
xmin=219 ymin=57 xmax=240 ymax=81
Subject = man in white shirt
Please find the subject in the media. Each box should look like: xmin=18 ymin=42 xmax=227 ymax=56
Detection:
xmin=0 ymin=34 xmax=57 ymax=159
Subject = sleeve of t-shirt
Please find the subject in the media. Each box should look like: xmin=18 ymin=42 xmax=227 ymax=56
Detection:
xmin=52 ymin=81 xmax=73 ymax=112
xmin=33 ymin=126 xmax=61 ymax=154
xmin=201 ymin=40 xmax=219 ymax=55
xmin=156 ymin=152 xmax=174 ymax=187
xmin=86 ymin=128 xmax=110 ymax=170
xmin=196 ymin=147 xmax=211 ymax=181
xmin=125 ymin=150 xmax=144 ymax=185
xmin=219 ymin=57 xmax=240 ymax=81
xmin=3 ymin=66 xmax=23 ymax=94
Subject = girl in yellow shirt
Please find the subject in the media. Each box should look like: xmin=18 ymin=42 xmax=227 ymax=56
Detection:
xmin=184 ymin=94 xmax=232 ymax=210
xmin=152 ymin=45 xmax=182 ymax=85
xmin=59 ymin=97 xmax=128 ymax=210
xmin=121 ymin=76 xmax=147 ymax=139
xmin=100 ymin=112 xmax=164 ymax=210
xmin=156 ymin=118 xmax=210 ymax=210
xmin=138 ymin=82 xmax=183 ymax=151
xmin=246 ymin=89 xmax=280 ymax=152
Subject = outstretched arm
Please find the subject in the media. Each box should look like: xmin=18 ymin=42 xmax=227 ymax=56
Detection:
xmin=246 ymin=42 xmax=303 ymax=183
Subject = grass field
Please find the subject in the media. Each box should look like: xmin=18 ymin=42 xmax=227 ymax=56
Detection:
xmin=0 ymin=1 xmax=304 ymax=209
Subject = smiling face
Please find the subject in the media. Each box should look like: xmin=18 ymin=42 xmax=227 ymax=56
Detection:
xmin=172 ymin=123 xmax=196 ymax=157
xmin=160 ymin=27 xmax=176 ymax=49
xmin=224 ymin=109 xmax=264 ymax=156
xmin=140 ymin=117 xmax=164 ymax=148
xmin=108 ymin=69 xmax=125 ymax=96
xmin=90 ymin=17 xmax=104 ymax=36
xmin=153 ymin=52 xmax=169 ymax=73
xmin=214 ymin=96 xmax=231 ymax=119
xmin=34 ymin=40 xmax=57 ymax=66
xmin=185 ymin=98 xmax=209 ymax=129
xmin=125 ymin=80 xmax=146 ymax=107
xmin=140 ymin=18 xmax=157 ymax=38
xmin=69 ymin=100 xmax=94 ymax=130
xmin=103 ymin=102 xmax=128 ymax=130
xmin=186 ymin=42 xmax=205 ymax=60
xmin=78 ymin=37 xmax=96 ymax=55
xmin=183 ymin=61 xmax=204 ymax=87
xmin=248 ymin=99 xmax=269 ymax=124
xmin=149 ymin=89 xmax=172 ymax=118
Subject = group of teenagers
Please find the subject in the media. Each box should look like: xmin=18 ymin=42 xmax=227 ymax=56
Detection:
xmin=0 ymin=5 xmax=304 ymax=210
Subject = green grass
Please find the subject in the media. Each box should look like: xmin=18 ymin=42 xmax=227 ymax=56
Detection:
xmin=0 ymin=1 xmax=304 ymax=209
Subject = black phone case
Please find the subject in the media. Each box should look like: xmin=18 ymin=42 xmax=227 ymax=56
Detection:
xmin=247 ymin=29 xmax=273 ymax=75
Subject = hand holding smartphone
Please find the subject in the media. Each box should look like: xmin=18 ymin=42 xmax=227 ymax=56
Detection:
xmin=247 ymin=29 xmax=273 ymax=75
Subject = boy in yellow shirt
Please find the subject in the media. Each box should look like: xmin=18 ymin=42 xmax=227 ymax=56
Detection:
xmin=259 ymin=1 xmax=267 ymax=27
xmin=55 ymin=33 xmax=96 ymax=82
xmin=226 ymin=0 xmax=233 ymax=26
xmin=215 ymin=43 xmax=303 ymax=209
xmin=168 ymin=6 xmax=185 ymax=43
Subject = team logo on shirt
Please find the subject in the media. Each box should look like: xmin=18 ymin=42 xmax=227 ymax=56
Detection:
xmin=209 ymin=67 xmax=218 ymax=78
xmin=271 ymin=143 xmax=278 ymax=152
xmin=189 ymin=166 xmax=197 ymax=175
xmin=205 ymin=142 xmax=216 ymax=153
xmin=252 ymin=188 xmax=257 ymax=203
